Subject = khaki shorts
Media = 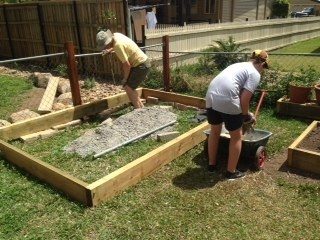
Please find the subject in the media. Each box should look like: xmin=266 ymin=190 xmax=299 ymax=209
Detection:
xmin=125 ymin=60 xmax=150 ymax=89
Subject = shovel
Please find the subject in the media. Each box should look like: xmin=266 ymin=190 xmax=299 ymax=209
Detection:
xmin=242 ymin=90 xmax=268 ymax=134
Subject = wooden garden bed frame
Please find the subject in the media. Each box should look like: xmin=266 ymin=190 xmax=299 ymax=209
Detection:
xmin=277 ymin=97 xmax=320 ymax=120
xmin=0 ymin=88 xmax=209 ymax=206
xmin=288 ymin=120 xmax=320 ymax=175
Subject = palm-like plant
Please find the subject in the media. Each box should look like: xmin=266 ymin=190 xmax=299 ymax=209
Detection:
xmin=209 ymin=36 xmax=250 ymax=70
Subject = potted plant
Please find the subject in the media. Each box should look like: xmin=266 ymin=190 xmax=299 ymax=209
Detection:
xmin=314 ymin=82 xmax=320 ymax=105
xmin=288 ymin=67 xmax=319 ymax=104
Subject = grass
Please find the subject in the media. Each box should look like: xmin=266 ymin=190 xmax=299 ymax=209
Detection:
xmin=269 ymin=37 xmax=320 ymax=72
xmin=0 ymin=75 xmax=33 ymax=119
xmin=1 ymin=38 xmax=320 ymax=239
xmin=272 ymin=37 xmax=320 ymax=54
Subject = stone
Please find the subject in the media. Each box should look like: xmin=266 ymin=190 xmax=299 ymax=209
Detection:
xmin=0 ymin=119 xmax=11 ymax=127
xmin=30 ymin=72 xmax=53 ymax=88
xmin=9 ymin=109 xmax=40 ymax=123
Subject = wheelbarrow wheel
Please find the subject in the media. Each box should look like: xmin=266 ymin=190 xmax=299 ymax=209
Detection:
xmin=253 ymin=146 xmax=267 ymax=170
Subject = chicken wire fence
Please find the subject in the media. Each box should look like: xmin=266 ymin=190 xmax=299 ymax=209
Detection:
xmin=0 ymin=46 xmax=319 ymax=128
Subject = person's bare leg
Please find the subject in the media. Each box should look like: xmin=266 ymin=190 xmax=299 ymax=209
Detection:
xmin=227 ymin=127 xmax=242 ymax=172
xmin=124 ymin=85 xmax=143 ymax=108
xmin=208 ymin=123 xmax=222 ymax=166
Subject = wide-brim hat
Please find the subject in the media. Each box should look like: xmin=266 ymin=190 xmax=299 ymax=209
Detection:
xmin=251 ymin=49 xmax=270 ymax=69
xmin=96 ymin=29 xmax=113 ymax=51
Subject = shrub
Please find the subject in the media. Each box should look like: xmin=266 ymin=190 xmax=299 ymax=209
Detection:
xmin=142 ymin=64 xmax=162 ymax=89
xmin=54 ymin=64 xmax=68 ymax=77
xmin=83 ymin=77 xmax=96 ymax=89
xmin=255 ymin=67 xmax=291 ymax=107
xmin=207 ymin=36 xmax=250 ymax=70
xmin=170 ymin=67 xmax=191 ymax=93
xmin=272 ymin=0 xmax=290 ymax=18
xmin=288 ymin=66 xmax=320 ymax=87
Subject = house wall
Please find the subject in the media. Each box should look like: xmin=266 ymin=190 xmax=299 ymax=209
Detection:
xmin=222 ymin=0 xmax=232 ymax=23
xmin=233 ymin=0 xmax=258 ymax=21
xmin=221 ymin=0 xmax=271 ymax=23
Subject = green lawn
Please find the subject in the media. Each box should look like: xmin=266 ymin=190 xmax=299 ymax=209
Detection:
xmin=1 ymin=37 xmax=320 ymax=239
xmin=272 ymin=37 xmax=320 ymax=53
xmin=0 ymin=75 xmax=33 ymax=119
xmin=269 ymin=37 xmax=320 ymax=72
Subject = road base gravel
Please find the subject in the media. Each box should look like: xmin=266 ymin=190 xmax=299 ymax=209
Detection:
xmin=64 ymin=106 xmax=178 ymax=157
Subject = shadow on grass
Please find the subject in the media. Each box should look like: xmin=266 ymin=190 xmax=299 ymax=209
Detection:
xmin=172 ymin=148 xmax=219 ymax=189
xmin=0 ymin=155 xmax=87 ymax=208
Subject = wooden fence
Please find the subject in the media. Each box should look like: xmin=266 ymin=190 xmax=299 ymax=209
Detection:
xmin=0 ymin=0 xmax=126 ymax=76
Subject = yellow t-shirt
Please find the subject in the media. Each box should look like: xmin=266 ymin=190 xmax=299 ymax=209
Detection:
xmin=113 ymin=33 xmax=148 ymax=67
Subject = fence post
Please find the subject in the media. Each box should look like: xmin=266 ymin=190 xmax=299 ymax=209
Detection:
xmin=72 ymin=0 xmax=85 ymax=73
xmin=3 ymin=5 xmax=14 ymax=58
xmin=162 ymin=35 xmax=170 ymax=92
xmin=36 ymin=3 xmax=50 ymax=66
xmin=65 ymin=41 xmax=82 ymax=106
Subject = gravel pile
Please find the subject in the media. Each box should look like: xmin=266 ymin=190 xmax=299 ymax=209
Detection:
xmin=64 ymin=106 xmax=177 ymax=157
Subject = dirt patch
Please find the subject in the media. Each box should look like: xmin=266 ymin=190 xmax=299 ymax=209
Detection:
xmin=298 ymin=126 xmax=320 ymax=152
xmin=19 ymin=87 xmax=46 ymax=111
xmin=263 ymin=150 xmax=320 ymax=184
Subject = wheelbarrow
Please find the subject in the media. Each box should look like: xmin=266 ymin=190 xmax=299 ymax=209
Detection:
xmin=204 ymin=127 xmax=272 ymax=170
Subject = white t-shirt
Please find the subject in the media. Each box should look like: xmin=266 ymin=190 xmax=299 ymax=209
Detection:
xmin=146 ymin=12 xmax=157 ymax=29
xmin=205 ymin=62 xmax=261 ymax=114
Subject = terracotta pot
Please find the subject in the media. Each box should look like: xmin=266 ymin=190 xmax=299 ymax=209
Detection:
xmin=315 ymin=84 xmax=320 ymax=105
xmin=289 ymin=84 xmax=312 ymax=104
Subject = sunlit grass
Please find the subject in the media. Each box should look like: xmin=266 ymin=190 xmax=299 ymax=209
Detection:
xmin=0 ymin=75 xmax=33 ymax=119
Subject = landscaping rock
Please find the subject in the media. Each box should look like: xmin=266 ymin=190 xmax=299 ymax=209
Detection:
xmin=0 ymin=120 xmax=11 ymax=127
xmin=57 ymin=79 xmax=71 ymax=94
xmin=9 ymin=109 xmax=40 ymax=123
xmin=30 ymin=72 xmax=53 ymax=88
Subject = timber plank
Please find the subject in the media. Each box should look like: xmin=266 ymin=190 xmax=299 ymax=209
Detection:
xmin=38 ymin=77 xmax=60 ymax=113
xmin=291 ymin=149 xmax=320 ymax=174
xmin=142 ymin=88 xmax=206 ymax=109
xmin=287 ymin=121 xmax=320 ymax=174
xmin=0 ymin=139 xmax=90 ymax=205
xmin=87 ymin=122 xmax=209 ymax=206
xmin=277 ymin=97 xmax=320 ymax=120
xmin=0 ymin=91 xmax=131 ymax=141
xmin=288 ymin=121 xmax=318 ymax=149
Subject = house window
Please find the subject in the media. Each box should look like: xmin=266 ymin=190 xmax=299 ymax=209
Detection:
xmin=205 ymin=0 xmax=215 ymax=14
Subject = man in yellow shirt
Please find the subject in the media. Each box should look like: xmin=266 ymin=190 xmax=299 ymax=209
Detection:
xmin=96 ymin=29 xmax=150 ymax=108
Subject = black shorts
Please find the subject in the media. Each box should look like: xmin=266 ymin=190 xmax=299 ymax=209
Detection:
xmin=206 ymin=108 xmax=243 ymax=131
xmin=124 ymin=60 xmax=150 ymax=89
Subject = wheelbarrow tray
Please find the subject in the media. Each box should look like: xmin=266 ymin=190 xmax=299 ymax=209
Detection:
xmin=204 ymin=128 xmax=272 ymax=168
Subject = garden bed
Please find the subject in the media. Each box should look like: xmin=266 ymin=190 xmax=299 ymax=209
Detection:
xmin=0 ymin=88 xmax=209 ymax=206
xmin=11 ymin=106 xmax=199 ymax=183
xmin=276 ymin=97 xmax=320 ymax=120
xmin=288 ymin=120 xmax=320 ymax=175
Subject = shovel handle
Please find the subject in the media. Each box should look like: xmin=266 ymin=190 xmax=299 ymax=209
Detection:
xmin=254 ymin=90 xmax=267 ymax=119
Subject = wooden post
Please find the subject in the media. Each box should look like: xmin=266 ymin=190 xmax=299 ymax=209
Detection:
xmin=141 ymin=25 xmax=146 ymax=50
xmin=37 ymin=3 xmax=50 ymax=66
xmin=162 ymin=35 xmax=170 ymax=92
xmin=72 ymin=0 xmax=85 ymax=73
xmin=65 ymin=42 xmax=82 ymax=106
xmin=3 ymin=5 xmax=14 ymax=58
